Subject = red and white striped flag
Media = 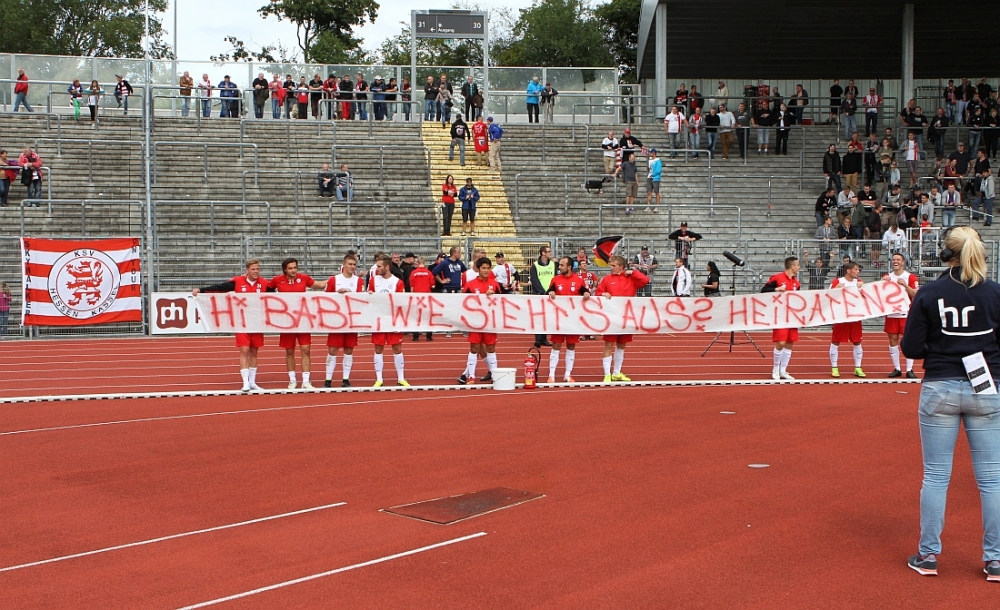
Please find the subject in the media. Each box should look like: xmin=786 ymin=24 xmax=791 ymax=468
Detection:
xmin=21 ymin=237 xmax=142 ymax=326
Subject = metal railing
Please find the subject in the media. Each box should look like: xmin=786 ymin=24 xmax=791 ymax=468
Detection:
xmin=327 ymin=200 xmax=440 ymax=239
xmin=596 ymin=203 xmax=743 ymax=241
xmin=46 ymin=88 xmax=146 ymax=118
xmin=5 ymin=165 xmax=54 ymax=202
xmin=330 ymin=144 xmax=432 ymax=187
xmin=151 ymin=200 xmax=272 ymax=248
xmin=512 ymin=172 xmax=618 ymax=217
xmin=709 ymin=174 xmax=811 ymax=217
xmin=151 ymin=142 xmax=259 ymax=185
xmin=32 ymin=138 xmax=145 ymax=184
xmin=18 ymin=199 xmax=142 ymax=236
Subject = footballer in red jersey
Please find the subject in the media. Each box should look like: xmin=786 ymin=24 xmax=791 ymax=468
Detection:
xmin=883 ymin=252 xmax=920 ymax=378
xmin=546 ymin=256 xmax=591 ymax=383
xmin=192 ymin=259 xmax=268 ymax=392
xmin=368 ymin=255 xmax=409 ymax=388
xmin=595 ymin=254 xmax=650 ymax=383
xmin=268 ymin=258 xmax=328 ymax=390
xmin=408 ymin=256 xmax=436 ymax=341
xmin=324 ymin=253 xmax=365 ymax=388
xmin=458 ymin=256 xmax=503 ymax=385
xmin=828 ymin=262 xmax=866 ymax=378
xmin=761 ymin=256 xmax=801 ymax=380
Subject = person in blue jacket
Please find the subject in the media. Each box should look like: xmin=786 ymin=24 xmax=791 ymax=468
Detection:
xmin=218 ymin=75 xmax=240 ymax=118
xmin=526 ymin=76 xmax=544 ymax=123
xmin=901 ymin=226 xmax=1000 ymax=581
xmin=458 ymin=178 xmax=480 ymax=236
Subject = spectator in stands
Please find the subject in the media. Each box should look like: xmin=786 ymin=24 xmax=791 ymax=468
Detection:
xmin=668 ymin=221 xmax=702 ymax=266
xmin=423 ymin=76 xmax=437 ymax=122
xmin=981 ymin=167 xmax=995 ymax=226
xmin=400 ymin=77 xmax=412 ymax=121
xmin=472 ymin=89 xmax=484 ymax=121
xmin=838 ymin=216 xmax=855 ymax=259
xmin=179 ymin=71 xmax=194 ymax=117
xmin=218 ymin=75 xmax=239 ymax=118
xmin=942 ymin=182 xmax=960 ymax=227
xmin=863 ymin=88 xmax=882 ymax=137
xmin=843 ymin=144 xmax=862 ymax=192
xmin=985 ymin=107 xmax=1000 ymax=161
xmin=824 ymin=144 xmax=843 ymax=192
xmin=836 ymin=184 xmax=855 ymax=221
xmin=882 ymin=221 xmax=906 ymax=264
xmin=487 ymin=117 xmax=503 ymax=173
xmin=789 ymin=84 xmax=808 ymax=123
xmin=841 ymin=91 xmax=858 ymax=140
xmin=385 ymin=77 xmax=398 ymax=121
xmin=957 ymin=78 xmax=974 ymax=123
xmin=912 ymin=106 xmax=928 ymax=160
xmin=449 ymin=114 xmax=470 ymax=166
xmin=631 ymin=246 xmax=658 ymax=296
xmin=470 ymin=115 xmax=489 ymax=167
xmin=844 ymin=80 xmax=859 ymax=103
xmin=718 ymin=104 xmax=735 ymax=160
xmin=436 ymin=83 xmax=453 ymax=128
xmin=928 ymin=107 xmax=948 ymax=161
xmin=615 ymin=151 xmax=639 ymax=214
xmin=601 ymin=131 xmax=620 ymax=175
xmin=713 ymin=81 xmax=729 ymax=109
xmin=862 ymin=133 xmax=880 ymax=185
xmin=889 ymin=159 xmax=901 ymax=188
xmin=67 ymin=79 xmax=83 ymax=121
xmin=816 ymin=216 xmax=836 ymax=267
xmin=308 ymin=73 xmax=324 ymax=119
xmin=282 ymin=75 xmax=295 ymax=119
xmin=969 ymin=106 xmax=985 ymax=153
xmin=943 ymin=79 xmax=958 ymax=123
xmin=0 ymin=150 xmax=16 ymax=206
xmin=664 ymin=105 xmax=686 ymax=158
xmin=735 ymin=102 xmax=751 ymax=159
xmin=645 ymin=149 xmax=662 ymax=212
xmin=13 ymin=68 xmax=31 ymax=113
xmin=339 ymin=75 xmax=355 ymax=120
xmin=18 ymin=147 xmax=42 ymax=204
xmin=867 ymin=202 xmax=884 ymax=266
xmin=620 ymin=128 xmax=644 ymax=159
xmin=775 ymin=103 xmax=793 ymax=156
xmin=198 ymin=74 xmax=213 ymax=118
xmin=370 ymin=75 xmax=387 ymax=121
xmin=251 ymin=72 xmax=269 ymax=119
xmin=113 ymin=74 xmax=133 ymax=115
xmin=706 ymin=106 xmax=722 ymax=156
xmin=460 ymin=76 xmax=478 ymax=122
xmin=335 ymin=164 xmax=354 ymax=202
xmin=770 ymin=87 xmax=783 ymax=112
xmin=493 ymin=252 xmax=519 ymax=294
xmin=753 ymin=102 xmax=772 ymax=155
xmin=828 ymin=79 xmax=843 ymax=125
xmin=816 ymin=187 xmax=836 ymax=227
xmin=354 ymin=73 xmax=369 ymax=121
xmin=884 ymin=127 xmax=899 ymax=151
xmin=689 ymin=86 xmax=704 ymax=113
xmin=318 ymin=163 xmax=335 ymax=197
xmin=85 ymin=80 xmax=103 ymax=124
xmin=436 ymin=74 xmax=452 ymax=122
xmin=323 ymin=74 xmax=339 ymax=120
xmin=925 ymin=185 xmax=940 ymax=225
xmin=688 ymin=106 xmax=704 ymax=158
xmin=903 ymin=131 xmax=921 ymax=187
xmin=441 ymin=174 xmax=457 ymax=236
xmin=674 ymin=84 xmax=689 ymax=110
xmin=269 ymin=74 xmax=285 ymax=119
xmin=0 ymin=282 xmax=9 ymax=338
xmin=540 ymin=82 xmax=558 ymax=124
xmin=884 ymin=183 xmax=903 ymax=212
xmin=295 ymin=77 xmax=309 ymax=119
xmin=459 ymin=177 xmax=480 ymax=236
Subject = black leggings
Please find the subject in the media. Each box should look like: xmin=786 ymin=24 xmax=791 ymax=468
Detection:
xmin=89 ymin=105 xmax=97 ymax=121
xmin=526 ymin=103 xmax=539 ymax=123
xmin=442 ymin=203 xmax=455 ymax=234
xmin=986 ymin=134 xmax=999 ymax=159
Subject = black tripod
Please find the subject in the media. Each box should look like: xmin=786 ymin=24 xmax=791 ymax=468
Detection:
xmin=701 ymin=266 xmax=765 ymax=357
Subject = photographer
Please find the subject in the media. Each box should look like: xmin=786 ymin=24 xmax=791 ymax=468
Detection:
xmin=901 ymin=226 xmax=1000 ymax=580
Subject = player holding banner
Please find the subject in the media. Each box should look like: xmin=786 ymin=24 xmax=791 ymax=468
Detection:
xmin=191 ymin=259 xmax=268 ymax=392
xmin=369 ymin=255 xmax=409 ymax=387
xmin=547 ymin=256 xmax=591 ymax=383
xmin=761 ymin=256 xmax=801 ymax=380
xmin=324 ymin=253 xmax=365 ymax=388
xmin=596 ymin=255 xmax=650 ymax=383
xmin=458 ymin=257 xmax=502 ymax=385
xmin=828 ymin=262 xmax=866 ymax=378
xmin=268 ymin=258 xmax=328 ymax=389
xmin=883 ymin=252 xmax=919 ymax=378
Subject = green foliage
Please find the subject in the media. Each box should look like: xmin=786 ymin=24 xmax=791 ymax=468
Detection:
xmin=0 ymin=0 xmax=171 ymax=58
xmin=309 ymin=31 xmax=374 ymax=65
xmin=593 ymin=0 xmax=640 ymax=82
xmin=499 ymin=0 xmax=612 ymax=67
xmin=376 ymin=25 xmax=483 ymax=67
xmin=258 ymin=0 xmax=379 ymax=63
xmin=210 ymin=36 xmax=298 ymax=63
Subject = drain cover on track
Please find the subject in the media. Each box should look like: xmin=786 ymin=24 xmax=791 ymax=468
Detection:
xmin=383 ymin=487 xmax=544 ymax=525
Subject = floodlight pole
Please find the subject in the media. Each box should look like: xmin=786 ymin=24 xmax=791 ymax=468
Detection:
xmin=144 ymin=0 xmax=155 ymax=320
xmin=410 ymin=11 xmax=418 ymax=122
xmin=483 ymin=12 xmax=489 ymax=114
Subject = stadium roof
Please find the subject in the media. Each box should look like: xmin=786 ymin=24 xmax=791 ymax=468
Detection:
xmin=637 ymin=0 xmax=1000 ymax=81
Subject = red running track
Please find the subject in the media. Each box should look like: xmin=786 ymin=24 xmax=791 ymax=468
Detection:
xmin=0 ymin=385 xmax=994 ymax=608
xmin=1 ymin=332 xmax=919 ymax=398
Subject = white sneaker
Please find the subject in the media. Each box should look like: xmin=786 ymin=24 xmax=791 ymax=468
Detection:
xmin=249 ymin=383 xmax=263 ymax=391
xmin=241 ymin=384 xmax=251 ymax=392
xmin=287 ymin=380 xmax=297 ymax=390
xmin=771 ymin=368 xmax=780 ymax=381
xmin=779 ymin=372 xmax=795 ymax=380
xmin=302 ymin=381 xmax=315 ymax=390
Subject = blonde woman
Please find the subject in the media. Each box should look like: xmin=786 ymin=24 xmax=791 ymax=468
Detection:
xmin=902 ymin=226 xmax=1000 ymax=580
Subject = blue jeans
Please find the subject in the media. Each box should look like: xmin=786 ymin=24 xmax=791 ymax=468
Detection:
xmin=0 ymin=178 xmax=9 ymax=206
xmin=424 ymin=99 xmax=435 ymax=121
xmin=918 ymin=380 xmax=1000 ymax=560
xmin=13 ymin=92 xmax=32 ymax=112
xmin=336 ymin=185 xmax=354 ymax=202
xmin=27 ymin=179 xmax=41 ymax=201
xmin=844 ymin=115 xmax=857 ymax=139
xmin=706 ymin=132 xmax=717 ymax=156
xmin=201 ymin=99 xmax=211 ymax=117
xmin=914 ymin=133 xmax=926 ymax=160
xmin=272 ymin=98 xmax=281 ymax=119
xmin=449 ymin=138 xmax=466 ymax=165
xmin=181 ymin=96 xmax=191 ymax=117
xmin=970 ymin=131 xmax=983 ymax=153
xmin=356 ymin=100 xmax=368 ymax=120
xmin=943 ymin=208 xmax=956 ymax=227
xmin=688 ymin=132 xmax=700 ymax=155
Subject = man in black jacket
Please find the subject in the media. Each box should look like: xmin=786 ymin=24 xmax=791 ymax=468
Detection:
xmin=668 ymin=222 xmax=703 ymax=266
xmin=423 ymin=75 xmax=438 ymax=121
xmin=461 ymin=76 xmax=479 ymax=121
xmin=449 ymin=114 xmax=471 ymax=166
xmin=824 ymin=144 xmax=843 ymax=192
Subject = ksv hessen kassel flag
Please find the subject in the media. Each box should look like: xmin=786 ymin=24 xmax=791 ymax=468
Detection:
xmin=21 ymin=237 xmax=142 ymax=326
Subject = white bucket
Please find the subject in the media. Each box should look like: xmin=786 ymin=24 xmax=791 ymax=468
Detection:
xmin=491 ymin=368 xmax=517 ymax=391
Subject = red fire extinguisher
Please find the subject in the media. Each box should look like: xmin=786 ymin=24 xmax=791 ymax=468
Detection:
xmin=524 ymin=347 xmax=541 ymax=389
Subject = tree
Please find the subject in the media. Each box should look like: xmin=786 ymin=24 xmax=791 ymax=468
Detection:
xmin=594 ymin=0 xmax=640 ymax=82
xmin=499 ymin=0 xmax=612 ymax=67
xmin=309 ymin=31 xmax=374 ymax=64
xmin=210 ymin=36 xmax=297 ymax=63
xmin=0 ymin=0 xmax=171 ymax=58
xmin=373 ymin=4 xmax=516 ymax=67
xmin=258 ymin=0 xmax=379 ymax=63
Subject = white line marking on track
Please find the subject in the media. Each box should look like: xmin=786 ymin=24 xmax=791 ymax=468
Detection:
xmin=0 ymin=502 xmax=347 ymax=574
xmin=175 ymin=532 xmax=488 ymax=609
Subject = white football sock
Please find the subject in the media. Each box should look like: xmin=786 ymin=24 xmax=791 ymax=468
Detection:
xmin=240 ymin=368 xmax=249 ymax=384
xmin=773 ymin=349 xmax=781 ymax=370
xmin=288 ymin=370 xmax=296 ymax=382
xmin=602 ymin=356 xmax=612 ymax=376
xmin=565 ymin=350 xmax=576 ymax=377
xmin=613 ymin=347 xmax=625 ymax=375
xmin=548 ymin=350 xmax=560 ymax=378
xmin=888 ymin=346 xmax=900 ymax=370
xmin=248 ymin=368 xmax=257 ymax=384
xmin=905 ymin=358 xmax=914 ymax=372
xmin=303 ymin=372 xmax=310 ymax=384
xmin=342 ymin=354 xmax=353 ymax=379
xmin=394 ymin=353 xmax=405 ymax=381
xmin=485 ymin=353 xmax=497 ymax=372
xmin=853 ymin=345 xmax=863 ymax=369
xmin=325 ymin=354 xmax=337 ymax=380
xmin=779 ymin=348 xmax=792 ymax=373
xmin=374 ymin=353 xmax=384 ymax=382
xmin=466 ymin=352 xmax=478 ymax=377
xmin=829 ymin=344 xmax=839 ymax=368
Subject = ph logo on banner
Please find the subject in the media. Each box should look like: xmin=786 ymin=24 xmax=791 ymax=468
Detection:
xmin=156 ymin=298 xmax=189 ymax=329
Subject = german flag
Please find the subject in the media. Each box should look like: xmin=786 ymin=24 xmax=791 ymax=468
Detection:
xmin=592 ymin=236 xmax=623 ymax=267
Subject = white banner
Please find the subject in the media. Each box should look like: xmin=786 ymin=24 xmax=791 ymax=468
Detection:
xmin=150 ymin=281 xmax=910 ymax=335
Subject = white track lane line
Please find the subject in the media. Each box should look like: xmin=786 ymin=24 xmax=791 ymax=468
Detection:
xmin=176 ymin=532 xmax=488 ymax=610
xmin=0 ymin=502 xmax=347 ymax=574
